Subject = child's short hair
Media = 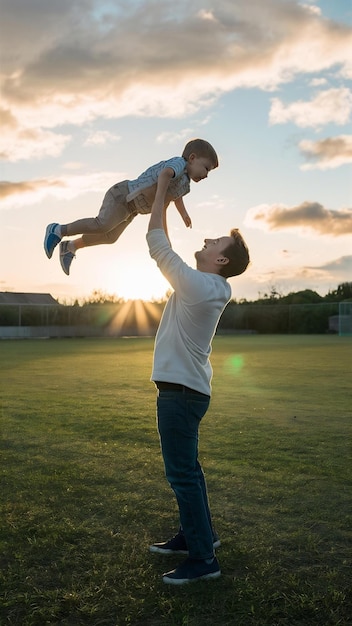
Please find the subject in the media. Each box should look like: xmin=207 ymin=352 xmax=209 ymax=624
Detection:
xmin=220 ymin=229 xmax=250 ymax=278
xmin=182 ymin=139 xmax=219 ymax=168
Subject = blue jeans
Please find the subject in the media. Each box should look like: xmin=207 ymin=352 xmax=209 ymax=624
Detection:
xmin=156 ymin=388 xmax=215 ymax=560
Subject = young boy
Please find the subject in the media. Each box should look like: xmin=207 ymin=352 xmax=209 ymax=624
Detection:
xmin=44 ymin=138 xmax=218 ymax=275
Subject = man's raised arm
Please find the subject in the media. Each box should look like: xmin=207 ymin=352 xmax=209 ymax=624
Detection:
xmin=148 ymin=168 xmax=173 ymax=234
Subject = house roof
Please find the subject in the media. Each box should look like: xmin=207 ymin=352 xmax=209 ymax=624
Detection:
xmin=0 ymin=292 xmax=59 ymax=306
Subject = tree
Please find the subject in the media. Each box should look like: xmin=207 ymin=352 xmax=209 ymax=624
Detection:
xmin=325 ymin=282 xmax=352 ymax=302
xmin=280 ymin=289 xmax=323 ymax=305
xmin=82 ymin=290 xmax=124 ymax=305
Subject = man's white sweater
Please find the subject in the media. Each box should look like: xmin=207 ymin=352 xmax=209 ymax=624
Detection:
xmin=147 ymin=229 xmax=231 ymax=396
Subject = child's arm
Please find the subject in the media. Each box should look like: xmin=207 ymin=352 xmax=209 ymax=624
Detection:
xmin=174 ymin=197 xmax=192 ymax=228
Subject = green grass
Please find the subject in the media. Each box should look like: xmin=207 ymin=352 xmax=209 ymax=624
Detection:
xmin=1 ymin=335 xmax=351 ymax=626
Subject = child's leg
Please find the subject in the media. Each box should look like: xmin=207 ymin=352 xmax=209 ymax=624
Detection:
xmin=67 ymin=212 xmax=136 ymax=252
xmin=62 ymin=184 xmax=131 ymax=237
xmin=80 ymin=212 xmax=136 ymax=247
xmin=44 ymin=181 xmax=135 ymax=260
xmin=60 ymin=212 xmax=136 ymax=275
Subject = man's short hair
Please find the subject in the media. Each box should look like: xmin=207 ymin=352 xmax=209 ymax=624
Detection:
xmin=220 ymin=229 xmax=250 ymax=278
xmin=182 ymin=139 xmax=219 ymax=169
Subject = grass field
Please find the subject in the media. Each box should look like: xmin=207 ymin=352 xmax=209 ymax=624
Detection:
xmin=1 ymin=335 xmax=351 ymax=626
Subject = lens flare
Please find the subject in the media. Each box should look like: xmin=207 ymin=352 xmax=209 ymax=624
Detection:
xmin=224 ymin=354 xmax=244 ymax=375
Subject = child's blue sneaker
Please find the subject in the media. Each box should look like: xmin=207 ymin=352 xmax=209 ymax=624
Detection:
xmin=162 ymin=557 xmax=221 ymax=585
xmin=60 ymin=241 xmax=75 ymax=275
xmin=44 ymin=223 xmax=61 ymax=258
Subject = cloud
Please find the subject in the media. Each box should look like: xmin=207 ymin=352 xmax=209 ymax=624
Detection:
xmin=156 ymin=116 xmax=213 ymax=144
xmin=83 ymin=131 xmax=121 ymax=146
xmin=300 ymin=4 xmax=321 ymax=17
xmin=242 ymin=253 xmax=352 ymax=297
xmin=1 ymin=0 xmax=352 ymax=160
xmin=245 ymin=201 xmax=352 ymax=236
xmin=299 ymin=134 xmax=352 ymax=169
xmin=309 ymin=77 xmax=327 ymax=87
xmin=156 ymin=129 xmax=195 ymax=144
xmin=0 ymin=106 xmax=72 ymax=161
xmin=308 ymin=255 xmax=352 ymax=273
xmin=0 ymin=179 xmax=64 ymax=200
xmin=300 ymin=255 xmax=352 ymax=284
xmin=269 ymin=88 xmax=352 ymax=127
xmin=0 ymin=171 xmax=125 ymax=209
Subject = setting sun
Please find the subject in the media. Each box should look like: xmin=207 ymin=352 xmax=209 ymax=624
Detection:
xmin=101 ymin=261 xmax=170 ymax=302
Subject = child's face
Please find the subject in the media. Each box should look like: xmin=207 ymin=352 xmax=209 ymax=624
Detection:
xmin=186 ymin=154 xmax=215 ymax=183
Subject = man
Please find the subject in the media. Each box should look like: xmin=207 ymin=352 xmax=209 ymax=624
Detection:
xmin=146 ymin=181 xmax=250 ymax=585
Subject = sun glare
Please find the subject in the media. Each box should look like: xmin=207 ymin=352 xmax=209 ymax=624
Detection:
xmin=102 ymin=263 xmax=170 ymax=302
xmin=107 ymin=299 xmax=162 ymax=335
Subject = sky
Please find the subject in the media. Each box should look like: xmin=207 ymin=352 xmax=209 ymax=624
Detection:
xmin=1 ymin=0 xmax=351 ymax=303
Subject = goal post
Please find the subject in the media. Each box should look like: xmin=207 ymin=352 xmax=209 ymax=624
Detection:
xmin=339 ymin=302 xmax=352 ymax=336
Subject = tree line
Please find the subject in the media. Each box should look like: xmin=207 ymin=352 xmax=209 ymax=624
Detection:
xmin=0 ymin=283 xmax=351 ymax=335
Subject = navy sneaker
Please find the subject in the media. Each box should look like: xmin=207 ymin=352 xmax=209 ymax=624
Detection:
xmin=162 ymin=557 xmax=221 ymax=585
xmin=150 ymin=531 xmax=221 ymax=555
xmin=60 ymin=241 xmax=75 ymax=275
xmin=150 ymin=532 xmax=189 ymax=555
xmin=44 ymin=223 xmax=61 ymax=258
